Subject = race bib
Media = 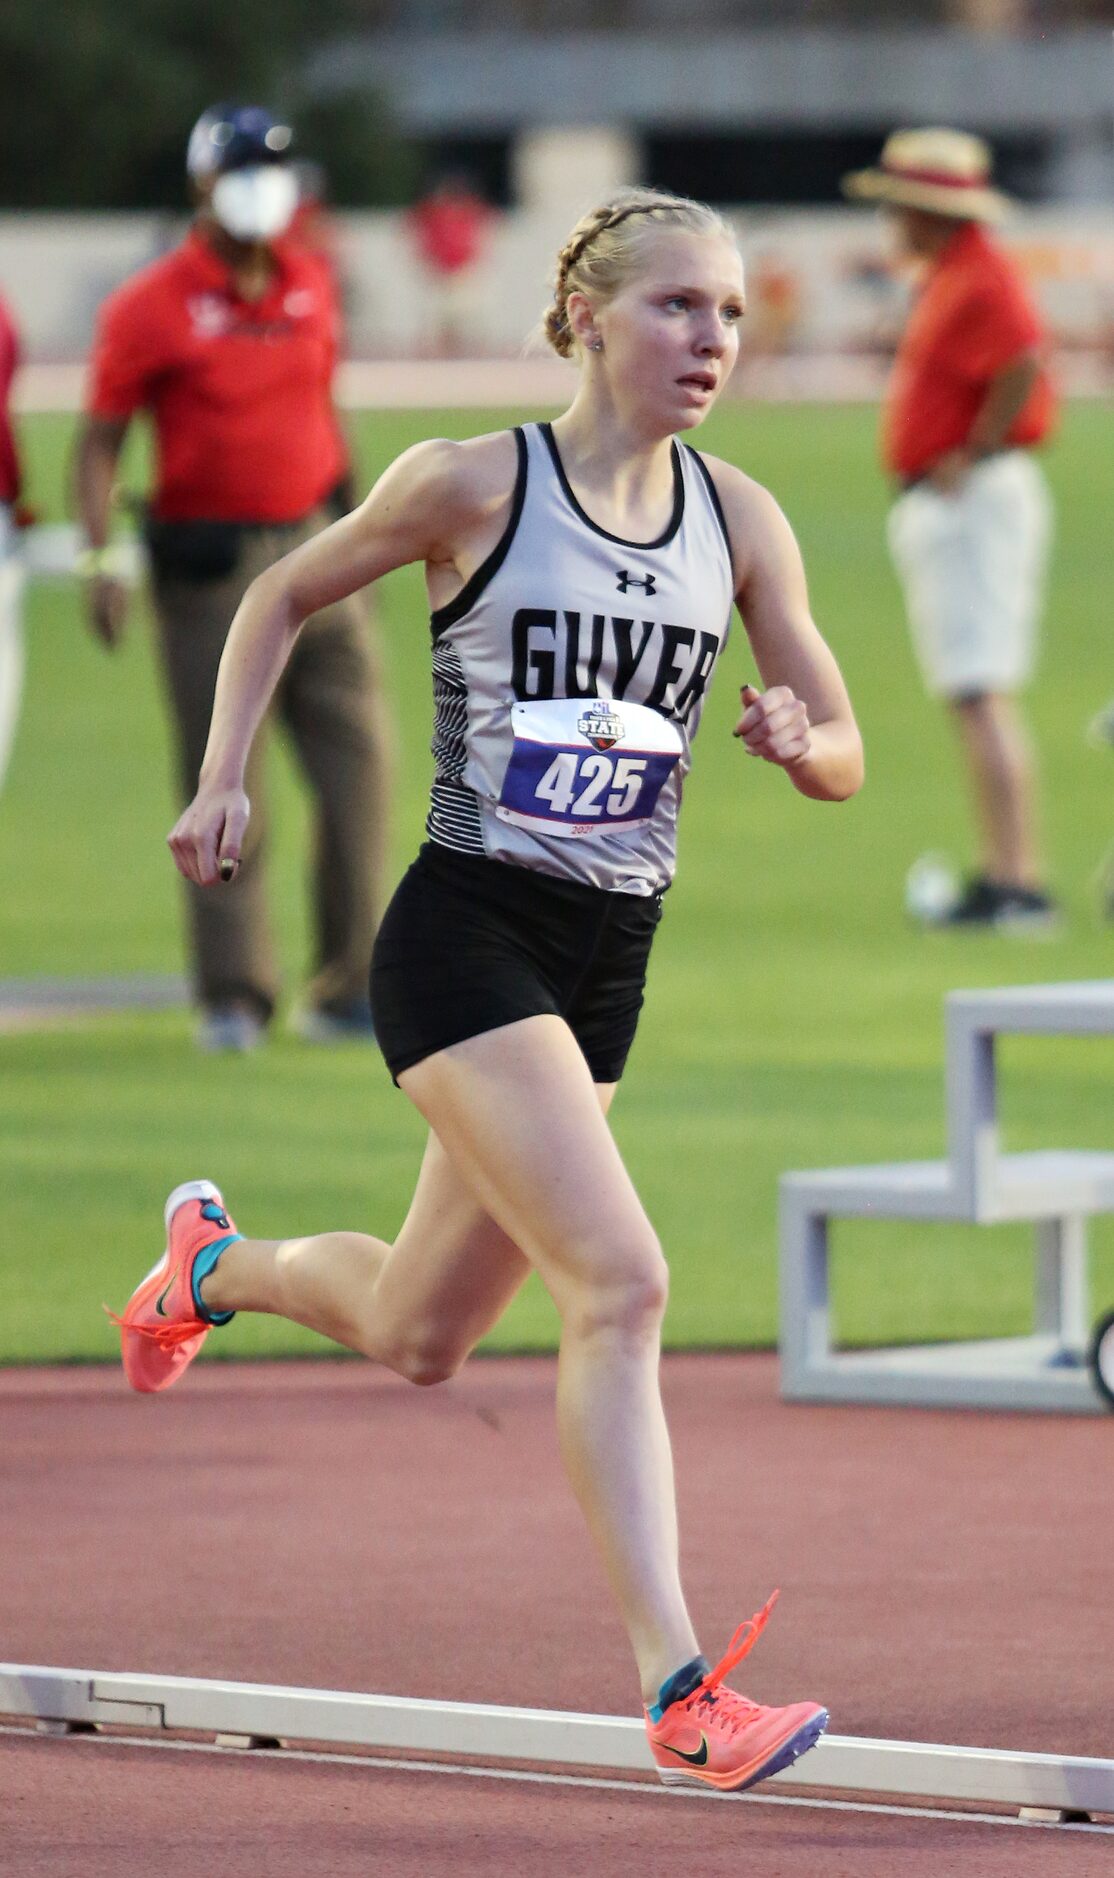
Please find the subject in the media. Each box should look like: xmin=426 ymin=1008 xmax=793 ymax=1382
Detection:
xmin=495 ymin=698 xmax=683 ymax=839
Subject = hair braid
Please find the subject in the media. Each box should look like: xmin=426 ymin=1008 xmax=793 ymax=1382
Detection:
xmin=541 ymin=188 xmax=735 ymax=360
xmin=546 ymin=203 xmax=629 ymax=358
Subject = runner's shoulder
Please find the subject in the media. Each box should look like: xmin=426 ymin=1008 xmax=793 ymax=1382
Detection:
xmin=388 ymin=429 xmax=521 ymax=531
xmin=687 ymin=451 xmax=794 ymax=573
xmin=689 ymin=449 xmax=775 ymax=515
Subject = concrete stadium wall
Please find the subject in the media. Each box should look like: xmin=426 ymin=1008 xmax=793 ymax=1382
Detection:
xmin=4 ymin=205 xmax=1114 ymax=375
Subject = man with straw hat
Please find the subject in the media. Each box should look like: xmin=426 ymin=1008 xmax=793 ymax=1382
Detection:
xmin=844 ymin=128 xmax=1057 ymax=931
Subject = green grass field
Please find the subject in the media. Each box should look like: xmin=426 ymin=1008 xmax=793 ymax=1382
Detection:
xmin=3 ymin=401 xmax=1113 ymax=1365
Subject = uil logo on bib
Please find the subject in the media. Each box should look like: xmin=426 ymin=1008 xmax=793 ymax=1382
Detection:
xmin=578 ymin=703 xmax=625 ymax=752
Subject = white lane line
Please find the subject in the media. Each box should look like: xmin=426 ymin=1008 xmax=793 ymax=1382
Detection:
xmin=2 ymin=1724 xmax=1110 ymax=1834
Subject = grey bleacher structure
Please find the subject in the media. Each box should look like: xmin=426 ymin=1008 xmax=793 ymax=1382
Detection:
xmin=780 ymin=982 xmax=1114 ymax=1413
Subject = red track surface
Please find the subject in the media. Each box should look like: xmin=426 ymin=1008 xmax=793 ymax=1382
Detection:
xmin=3 ymin=1353 xmax=1110 ymax=1875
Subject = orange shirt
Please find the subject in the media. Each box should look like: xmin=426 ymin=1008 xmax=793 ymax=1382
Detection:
xmin=86 ymin=229 xmax=346 ymax=523
xmin=883 ymin=223 xmax=1055 ymax=482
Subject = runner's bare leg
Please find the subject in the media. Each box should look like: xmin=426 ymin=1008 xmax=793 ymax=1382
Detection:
xmin=200 ymin=1128 xmax=531 ymax=1379
xmin=201 ymin=1014 xmax=699 ymax=1698
xmin=397 ymin=1017 xmax=699 ymax=1699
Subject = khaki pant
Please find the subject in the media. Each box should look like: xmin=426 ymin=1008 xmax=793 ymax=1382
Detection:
xmin=887 ymin=452 xmax=1052 ymax=699
xmin=153 ymin=513 xmax=391 ymax=1021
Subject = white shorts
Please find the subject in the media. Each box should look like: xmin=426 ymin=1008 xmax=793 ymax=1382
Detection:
xmin=887 ymin=451 xmax=1052 ymax=699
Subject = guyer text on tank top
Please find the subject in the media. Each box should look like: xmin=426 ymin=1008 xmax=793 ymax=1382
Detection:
xmin=510 ymin=610 xmax=721 ymax=727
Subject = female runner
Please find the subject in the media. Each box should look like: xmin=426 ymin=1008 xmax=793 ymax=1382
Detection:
xmin=110 ymin=187 xmax=864 ymax=1793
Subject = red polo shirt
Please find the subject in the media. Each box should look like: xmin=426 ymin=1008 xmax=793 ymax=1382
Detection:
xmin=883 ymin=223 xmax=1055 ymax=482
xmin=86 ymin=229 xmax=346 ymax=523
xmin=0 ymin=293 xmax=20 ymax=506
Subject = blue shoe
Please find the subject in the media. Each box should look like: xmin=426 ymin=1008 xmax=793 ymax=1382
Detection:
xmin=196 ymin=1006 xmax=266 ymax=1053
xmin=292 ymin=1000 xmax=376 ymax=1045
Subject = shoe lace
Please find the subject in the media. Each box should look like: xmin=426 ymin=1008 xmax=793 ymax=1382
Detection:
xmin=102 ymin=1304 xmax=208 ymax=1350
xmin=679 ymin=1589 xmax=780 ymax=1738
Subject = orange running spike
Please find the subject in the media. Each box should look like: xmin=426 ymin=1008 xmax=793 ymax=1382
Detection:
xmin=105 ymin=1179 xmax=241 ymax=1393
xmin=645 ymin=1592 xmax=828 ymax=1793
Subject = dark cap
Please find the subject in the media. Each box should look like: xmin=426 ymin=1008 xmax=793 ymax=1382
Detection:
xmin=186 ymin=103 xmax=293 ymax=179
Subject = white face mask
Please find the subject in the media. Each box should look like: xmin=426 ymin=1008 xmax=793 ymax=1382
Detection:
xmin=210 ymin=166 xmax=298 ymax=242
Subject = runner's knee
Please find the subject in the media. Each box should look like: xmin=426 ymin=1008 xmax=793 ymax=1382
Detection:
xmin=377 ymin=1325 xmax=469 ymax=1388
xmin=401 ymin=1350 xmax=461 ymax=1388
xmin=559 ymin=1242 xmax=669 ymax=1339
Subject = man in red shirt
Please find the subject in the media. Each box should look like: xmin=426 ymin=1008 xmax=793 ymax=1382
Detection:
xmin=845 ymin=128 xmax=1056 ymax=930
xmin=75 ymin=105 xmax=391 ymax=1048
xmin=0 ymin=289 xmax=26 ymax=793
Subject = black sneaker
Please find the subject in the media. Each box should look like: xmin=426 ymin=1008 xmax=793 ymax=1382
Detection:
xmin=942 ymin=875 xmax=1060 ymax=934
xmin=991 ymin=885 xmax=1061 ymax=935
xmin=940 ymin=874 xmax=1001 ymax=925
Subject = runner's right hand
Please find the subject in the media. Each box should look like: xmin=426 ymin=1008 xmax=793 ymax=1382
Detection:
xmin=167 ymin=786 xmax=251 ymax=887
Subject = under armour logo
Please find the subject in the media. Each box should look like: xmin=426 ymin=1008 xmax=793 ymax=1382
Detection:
xmin=616 ymin=570 xmax=656 ymax=595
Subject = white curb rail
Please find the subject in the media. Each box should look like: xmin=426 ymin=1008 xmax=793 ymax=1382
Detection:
xmin=2 ymin=1663 xmax=1111 ymax=1818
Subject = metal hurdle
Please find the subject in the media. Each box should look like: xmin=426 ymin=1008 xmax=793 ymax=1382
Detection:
xmin=780 ymin=982 xmax=1114 ymax=1413
xmin=2 ymin=1664 xmax=1112 ymax=1823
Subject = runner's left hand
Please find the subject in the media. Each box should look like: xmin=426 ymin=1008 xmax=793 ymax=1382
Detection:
xmin=733 ymin=684 xmax=811 ymax=768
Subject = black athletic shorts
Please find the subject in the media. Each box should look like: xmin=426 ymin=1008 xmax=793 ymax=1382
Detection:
xmin=369 ymin=841 xmax=665 ymax=1085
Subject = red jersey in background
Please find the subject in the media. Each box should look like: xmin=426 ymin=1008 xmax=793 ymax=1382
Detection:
xmin=86 ymin=230 xmax=345 ymax=524
xmin=884 ymin=223 xmax=1055 ymax=483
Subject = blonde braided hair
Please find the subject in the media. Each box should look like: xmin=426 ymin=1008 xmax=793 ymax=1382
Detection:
xmin=543 ymin=187 xmax=735 ymax=360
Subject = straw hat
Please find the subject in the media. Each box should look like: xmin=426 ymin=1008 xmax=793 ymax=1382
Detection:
xmin=842 ymin=128 xmax=1011 ymax=223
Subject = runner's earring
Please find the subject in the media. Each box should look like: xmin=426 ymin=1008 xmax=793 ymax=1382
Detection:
xmin=590 ymin=337 xmax=603 ymax=352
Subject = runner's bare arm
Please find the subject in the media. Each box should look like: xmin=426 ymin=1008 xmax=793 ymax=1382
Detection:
xmin=703 ymin=457 xmax=863 ymax=802
xmin=168 ymin=435 xmax=511 ymax=887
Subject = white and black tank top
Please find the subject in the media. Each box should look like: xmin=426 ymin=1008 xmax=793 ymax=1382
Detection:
xmin=426 ymin=421 xmax=735 ymax=896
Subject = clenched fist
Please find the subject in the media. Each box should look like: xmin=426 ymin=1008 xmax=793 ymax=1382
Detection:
xmin=733 ymin=683 xmax=811 ymax=768
xmin=167 ymin=785 xmax=250 ymax=887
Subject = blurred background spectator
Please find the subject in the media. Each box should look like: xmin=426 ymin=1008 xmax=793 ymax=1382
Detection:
xmin=73 ymin=104 xmax=392 ymax=1052
xmin=848 ymin=128 xmax=1058 ymax=932
xmin=404 ymin=171 xmax=496 ymax=356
